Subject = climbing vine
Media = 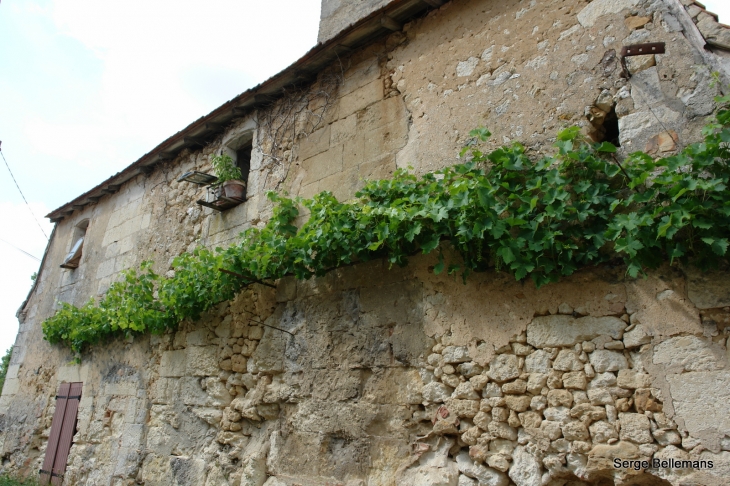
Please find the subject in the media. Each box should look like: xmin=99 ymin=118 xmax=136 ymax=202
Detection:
xmin=43 ymin=95 xmax=730 ymax=357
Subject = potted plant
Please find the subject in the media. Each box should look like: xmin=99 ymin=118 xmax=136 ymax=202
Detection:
xmin=210 ymin=154 xmax=246 ymax=201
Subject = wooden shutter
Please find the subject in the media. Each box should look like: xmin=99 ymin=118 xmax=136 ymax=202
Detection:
xmin=40 ymin=382 xmax=82 ymax=485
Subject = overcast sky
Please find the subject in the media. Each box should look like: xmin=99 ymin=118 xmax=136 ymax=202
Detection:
xmin=0 ymin=0 xmax=729 ymax=357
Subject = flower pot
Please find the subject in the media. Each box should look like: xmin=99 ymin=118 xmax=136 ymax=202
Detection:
xmin=219 ymin=180 xmax=246 ymax=201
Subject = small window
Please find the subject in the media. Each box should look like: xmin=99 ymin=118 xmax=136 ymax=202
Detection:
xmin=236 ymin=142 xmax=252 ymax=197
xmin=61 ymin=220 xmax=88 ymax=269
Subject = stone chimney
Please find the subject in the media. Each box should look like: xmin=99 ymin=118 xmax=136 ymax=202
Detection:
xmin=318 ymin=0 xmax=397 ymax=43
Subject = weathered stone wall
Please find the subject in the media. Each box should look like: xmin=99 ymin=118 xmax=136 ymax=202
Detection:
xmin=2 ymin=0 xmax=730 ymax=484
xmin=318 ymin=0 xmax=397 ymax=43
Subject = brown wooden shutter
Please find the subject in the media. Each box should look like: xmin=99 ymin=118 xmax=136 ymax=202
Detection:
xmin=40 ymin=382 xmax=82 ymax=485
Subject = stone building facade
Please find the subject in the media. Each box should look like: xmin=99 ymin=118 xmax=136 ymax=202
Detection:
xmin=1 ymin=0 xmax=730 ymax=485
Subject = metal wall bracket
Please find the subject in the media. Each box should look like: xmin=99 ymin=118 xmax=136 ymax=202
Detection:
xmin=620 ymin=42 xmax=665 ymax=57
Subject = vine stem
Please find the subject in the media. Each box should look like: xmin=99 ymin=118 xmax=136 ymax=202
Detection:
xmin=610 ymin=154 xmax=632 ymax=181
xmin=218 ymin=268 xmax=277 ymax=288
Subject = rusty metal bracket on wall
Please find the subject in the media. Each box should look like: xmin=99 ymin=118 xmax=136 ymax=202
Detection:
xmin=620 ymin=42 xmax=666 ymax=78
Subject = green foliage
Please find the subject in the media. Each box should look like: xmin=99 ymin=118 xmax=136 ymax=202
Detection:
xmin=0 ymin=347 xmax=10 ymax=394
xmin=210 ymin=154 xmax=242 ymax=184
xmin=42 ymin=106 xmax=730 ymax=357
xmin=0 ymin=474 xmax=39 ymax=486
xmin=30 ymin=272 xmax=37 ymax=282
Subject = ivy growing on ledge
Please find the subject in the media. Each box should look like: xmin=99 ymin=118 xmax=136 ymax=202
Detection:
xmin=44 ymin=96 xmax=730 ymax=357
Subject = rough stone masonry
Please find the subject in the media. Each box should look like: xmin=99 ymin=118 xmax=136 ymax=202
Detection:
xmin=1 ymin=0 xmax=730 ymax=485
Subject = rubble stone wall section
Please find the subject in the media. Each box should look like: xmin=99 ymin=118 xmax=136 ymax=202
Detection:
xmin=13 ymin=261 xmax=730 ymax=486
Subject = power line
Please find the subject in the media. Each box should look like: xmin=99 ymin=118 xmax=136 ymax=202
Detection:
xmin=0 ymin=141 xmax=49 ymax=240
xmin=0 ymin=238 xmax=41 ymax=262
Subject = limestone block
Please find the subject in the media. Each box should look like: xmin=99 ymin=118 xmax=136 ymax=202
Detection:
xmin=192 ymin=407 xmax=223 ymax=427
xmin=527 ymin=316 xmax=626 ymax=348
xmin=524 ymin=350 xmax=551 ymax=374
xmin=483 ymin=382 xmax=503 ymax=398
xmin=453 ymin=382 xmax=480 ymax=400
xmin=562 ymin=420 xmax=590 ymax=441
xmin=186 ymin=346 xmax=218 ymax=377
xmin=231 ymin=355 xmax=248 ymax=374
xmin=447 ymin=399 xmax=480 ymax=418
xmin=577 ymin=0 xmax=640 ymax=27
xmin=697 ymin=17 xmax=730 ymax=51
xmin=589 ymin=350 xmax=628 ymax=373
xmin=301 ymin=144 xmax=344 ymax=186
xmin=624 ymin=15 xmax=651 ymax=29
xmin=544 ymin=406 xmax=570 ymax=423
xmin=362 ymin=119 xmax=408 ymax=163
xmin=541 ymin=421 xmax=563 ymax=440
xmin=398 ymin=461 xmax=459 ymax=486
xmin=508 ymin=445 xmax=542 ymax=486
xmin=341 ymin=57 xmax=381 ymax=97
xmin=653 ymin=335 xmax=723 ymax=372
xmin=547 ymin=390 xmax=573 ymax=408
xmin=618 ymin=107 xmax=681 ymax=148
xmin=626 ymin=55 xmax=656 ymax=75
xmin=518 ymin=410 xmax=542 ymax=429
xmin=504 ymin=396 xmax=531 ymax=413
xmin=443 ymin=346 xmax=471 ymax=364
xmin=562 ymin=372 xmax=587 ymax=390
xmin=502 ymin=380 xmax=526 ymax=395
xmin=56 ymin=364 xmax=88 ymax=383
xmin=1 ymin=378 xmax=19 ymax=396
xmin=667 ymin=370 xmax=730 ymax=448
xmin=458 ymin=363 xmax=484 ymax=378
xmin=589 ymin=420 xmax=618 ymax=443
xmin=553 ymin=350 xmax=583 ymax=372
xmin=458 ymin=474 xmax=477 ymax=486
xmin=423 ymin=382 xmax=454 ymax=403
xmin=185 ymin=329 xmax=208 ymax=347
xmin=104 ymin=381 xmax=137 ymax=396
xmin=473 ymin=411 xmax=491 ymax=430
xmin=587 ymin=388 xmax=614 ymax=406
xmin=652 ymin=428 xmax=681 ymax=446
xmin=589 ymin=372 xmax=617 ymax=388
xmin=181 ymin=377 xmax=216 ymax=407
xmin=623 ymin=324 xmax=650 ymax=348
xmin=249 ymin=325 xmax=287 ymax=374
xmin=686 ymin=268 xmax=730 ymax=309
xmin=298 ymin=124 xmax=331 ymax=161
xmin=526 ymin=373 xmax=547 ymax=395
xmin=488 ymin=355 xmax=520 ymax=383
xmin=571 ymin=403 xmax=607 ymax=423
xmin=616 ymin=369 xmax=651 ymax=389
xmin=456 ymin=451 xmax=508 ymax=486
xmin=488 ymin=421 xmax=518 ymax=441
xmin=357 ymin=96 xmax=408 ymax=134
xmin=160 ymin=349 xmax=187 ymax=377
xmin=151 ymin=378 xmax=177 ymax=404
xmin=619 ymin=413 xmax=653 ymax=443
xmin=586 ymin=441 xmax=639 ymax=472
xmin=338 ymin=79 xmax=384 ymax=119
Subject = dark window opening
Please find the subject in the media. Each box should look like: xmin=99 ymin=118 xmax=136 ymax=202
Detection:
xmin=236 ymin=142 xmax=252 ymax=199
xmin=603 ymin=106 xmax=620 ymax=147
xmin=61 ymin=220 xmax=89 ymax=269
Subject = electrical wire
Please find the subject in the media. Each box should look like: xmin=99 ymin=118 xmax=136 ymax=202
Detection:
xmin=0 ymin=238 xmax=41 ymax=262
xmin=0 ymin=142 xmax=49 ymax=240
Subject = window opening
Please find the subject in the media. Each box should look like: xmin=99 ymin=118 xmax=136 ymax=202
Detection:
xmin=603 ymin=106 xmax=620 ymax=147
xmin=60 ymin=220 xmax=88 ymax=269
xmin=236 ymin=143 xmax=252 ymax=199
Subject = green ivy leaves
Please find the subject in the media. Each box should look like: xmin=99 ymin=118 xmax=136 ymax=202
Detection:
xmin=42 ymin=105 xmax=730 ymax=357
